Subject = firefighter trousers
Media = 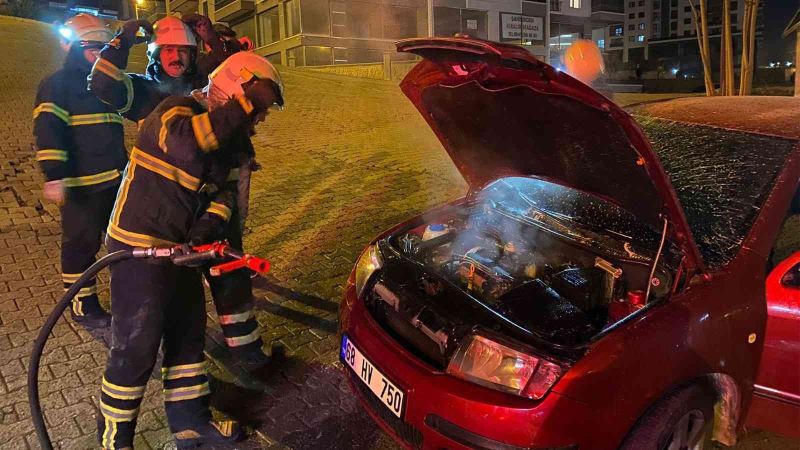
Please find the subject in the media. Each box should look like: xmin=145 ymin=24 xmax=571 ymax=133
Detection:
xmin=98 ymin=240 xmax=211 ymax=449
xmin=61 ymin=186 xmax=117 ymax=317
xmin=206 ymin=207 xmax=262 ymax=352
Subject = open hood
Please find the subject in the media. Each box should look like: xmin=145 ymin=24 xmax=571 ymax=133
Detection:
xmin=397 ymin=37 xmax=704 ymax=272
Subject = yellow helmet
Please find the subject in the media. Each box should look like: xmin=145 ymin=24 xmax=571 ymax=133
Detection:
xmin=209 ymin=52 xmax=284 ymax=104
xmin=148 ymin=16 xmax=197 ymax=54
xmin=59 ymin=13 xmax=113 ymax=49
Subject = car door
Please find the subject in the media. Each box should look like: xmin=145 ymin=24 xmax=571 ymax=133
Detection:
xmin=746 ymin=250 xmax=800 ymax=438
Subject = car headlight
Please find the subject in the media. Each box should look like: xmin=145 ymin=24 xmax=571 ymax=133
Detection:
xmin=354 ymin=244 xmax=383 ymax=298
xmin=446 ymin=333 xmax=564 ymax=400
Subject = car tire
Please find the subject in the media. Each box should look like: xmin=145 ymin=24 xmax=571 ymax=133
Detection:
xmin=619 ymin=383 xmax=715 ymax=450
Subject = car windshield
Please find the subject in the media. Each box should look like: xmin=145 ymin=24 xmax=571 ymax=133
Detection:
xmin=479 ymin=177 xmax=663 ymax=253
xmin=636 ymin=116 xmax=797 ymax=270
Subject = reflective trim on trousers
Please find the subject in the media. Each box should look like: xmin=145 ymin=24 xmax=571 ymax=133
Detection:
xmin=224 ymin=328 xmax=261 ymax=347
xmin=163 ymin=382 xmax=210 ymax=402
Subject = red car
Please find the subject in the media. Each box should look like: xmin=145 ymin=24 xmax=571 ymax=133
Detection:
xmin=338 ymin=37 xmax=800 ymax=450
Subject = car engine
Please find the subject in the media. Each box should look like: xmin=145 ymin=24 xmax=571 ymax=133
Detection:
xmin=392 ymin=203 xmax=671 ymax=345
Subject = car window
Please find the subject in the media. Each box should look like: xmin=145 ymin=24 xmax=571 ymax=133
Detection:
xmin=781 ymin=262 xmax=800 ymax=288
xmin=770 ymin=188 xmax=800 ymax=269
xmin=636 ymin=117 xmax=797 ymax=270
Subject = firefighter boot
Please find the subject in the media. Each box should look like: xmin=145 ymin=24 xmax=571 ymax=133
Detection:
xmin=173 ymin=420 xmax=244 ymax=448
xmin=229 ymin=340 xmax=271 ymax=371
xmin=70 ymin=294 xmax=111 ymax=329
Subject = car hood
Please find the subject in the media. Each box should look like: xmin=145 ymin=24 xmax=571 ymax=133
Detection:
xmin=397 ymin=37 xmax=704 ymax=272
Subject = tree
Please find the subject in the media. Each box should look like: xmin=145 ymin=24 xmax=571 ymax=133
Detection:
xmin=739 ymin=0 xmax=760 ymax=95
xmin=688 ymin=0 xmax=714 ymax=95
xmin=720 ymin=0 xmax=735 ymax=96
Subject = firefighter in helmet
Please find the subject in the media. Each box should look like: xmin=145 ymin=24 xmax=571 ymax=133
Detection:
xmin=89 ymin=16 xmax=270 ymax=367
xmin=97 ymin=53 xmax=283 ymax=449
xmin=33 ymin=14 xmax=127 ymax=328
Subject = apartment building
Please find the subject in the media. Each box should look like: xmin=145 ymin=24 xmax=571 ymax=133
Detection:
xmin=165 ymin=0 xmax=550 ymax=66
xmin=622 ymin=0 xmax=759 ymax=67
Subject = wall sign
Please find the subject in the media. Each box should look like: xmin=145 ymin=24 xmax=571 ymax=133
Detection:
xmin=500 ymin=13 xmax=544 ymax=45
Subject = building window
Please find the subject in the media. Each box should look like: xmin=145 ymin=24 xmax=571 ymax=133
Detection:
xmin=683 ymin=30 xmax=692 ymax=36
xmin=434 ymin=7 xmax=488 ymax=40
xmin=629 ymin=24 xmax=635 ymax=30
xmin=569 ymin=0 xmax=581 ymax=8
xmin=304 ymin=46 xmax=333 ymax=66
xmin=597 ymin=39 xmax=605 ymax=48
xmin=670 ymin=0 xmax=677 ymax=6
xmin=637 ymin=0 xmax=644 ymax=6
xmin=637 ymin=34 xmax=645 ymax=42
xmin=653 ymin=1 xmax=659 ymax=7
xmin=284 ymin=0 xmax=301 ymax=37
xmin=629 ymin=12 xmax=635 ymax=18
xmin=301 ymin=1 xmax=332 ymax=35
xmin=383 ymin=5 xmax=418 ymax=39
xmin=684 ymin=5 xmax=692 ymax=12
xmin=684 ymin=17 xmax=691 ymax=24
xmin=670 ymin=21 xmax=677 ymax=30
xmin=628 ymin=35 xmax=635 ymax=41
xmin=611 ymin=24 xmax=624 ymax=36
xmin=628 ymin=1 xmax=635 ymax=6
xmin=670 ymin=10 xmax=677 ymax=19
xmin=638 ymin=11 xmax=644 ymax=17
xmin=639 ymin=23 xmax=645 ymax=29
xmin=256 ymin=6 xmax=280 ymax=47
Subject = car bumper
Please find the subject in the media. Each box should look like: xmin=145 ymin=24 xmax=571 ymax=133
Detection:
xmin=340 ymin=283 xmax=589 ymax=450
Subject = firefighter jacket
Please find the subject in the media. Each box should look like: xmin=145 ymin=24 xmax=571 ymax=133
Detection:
xmin=106 ymin=94 xmax=258 ymax=248
xmin=33 ymin=49 xmax=127 ymax=190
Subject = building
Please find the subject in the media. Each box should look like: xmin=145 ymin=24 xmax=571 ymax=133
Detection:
xmin=621 ymin=0 xmax=763 ymax=72
xmin=165 ymin=0 xmax=551 ymax=66
xmin=589 ymin=0 xmax=625 ymax=69
xmin=433 ymin=1 xmax=548 ymax=61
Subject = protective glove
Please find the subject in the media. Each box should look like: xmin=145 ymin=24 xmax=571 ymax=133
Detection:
xmin=43 ymin=180 xmax=65 ymax=206
xmin=189 ymin=213 xmax=226 ymax=246
xmin=182 ymin=14 xmax=215 ymax=43
xmin=244 ymin=79 xmax=283 ymax=112
xmin=116 ymin=19 xmax=153 ymax=47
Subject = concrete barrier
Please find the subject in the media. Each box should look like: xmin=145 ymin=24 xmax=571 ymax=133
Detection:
xmin=303 ymin=59 xmax=420 ymax=82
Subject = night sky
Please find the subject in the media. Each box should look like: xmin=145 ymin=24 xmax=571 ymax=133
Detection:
xmin=763 ymin=0 xmax=800 ymax=63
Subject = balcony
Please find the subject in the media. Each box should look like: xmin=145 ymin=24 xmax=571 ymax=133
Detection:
xmin=167 ymin=0 xmax=197 ymax=14
xmin=213 ymin=0 xmax=253 ymax=22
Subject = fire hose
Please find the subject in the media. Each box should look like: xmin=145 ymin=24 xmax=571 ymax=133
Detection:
xmin=27 ymin=242 xmax=270 ymax=450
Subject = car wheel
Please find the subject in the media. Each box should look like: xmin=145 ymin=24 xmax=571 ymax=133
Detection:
xmin=619 ymin=384 xmax=714 ymax=450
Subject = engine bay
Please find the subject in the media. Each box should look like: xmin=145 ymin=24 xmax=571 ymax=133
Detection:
xmin=383 ymin=190 xmax=675 ymax=349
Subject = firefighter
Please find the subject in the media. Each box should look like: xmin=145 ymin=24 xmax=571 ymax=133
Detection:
xmin=33 ymin=14 xmax=126 ymax=328
xmin=90 ymin=16 xmax=269 ymax=367
xmin=98 ymin=53 xmax=283 ymax=449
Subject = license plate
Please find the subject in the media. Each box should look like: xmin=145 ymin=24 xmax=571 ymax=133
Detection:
xmin=341 ymin=335 xmax=405 ymax=418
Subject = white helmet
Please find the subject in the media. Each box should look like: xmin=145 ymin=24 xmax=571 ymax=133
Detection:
xmin=147 ymin=16 xmax=197 ymax=54
xmin=209 ymin=52 xmax=284 ymax=104
xmin=59 ymin=13 xmax=113 ymax=50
